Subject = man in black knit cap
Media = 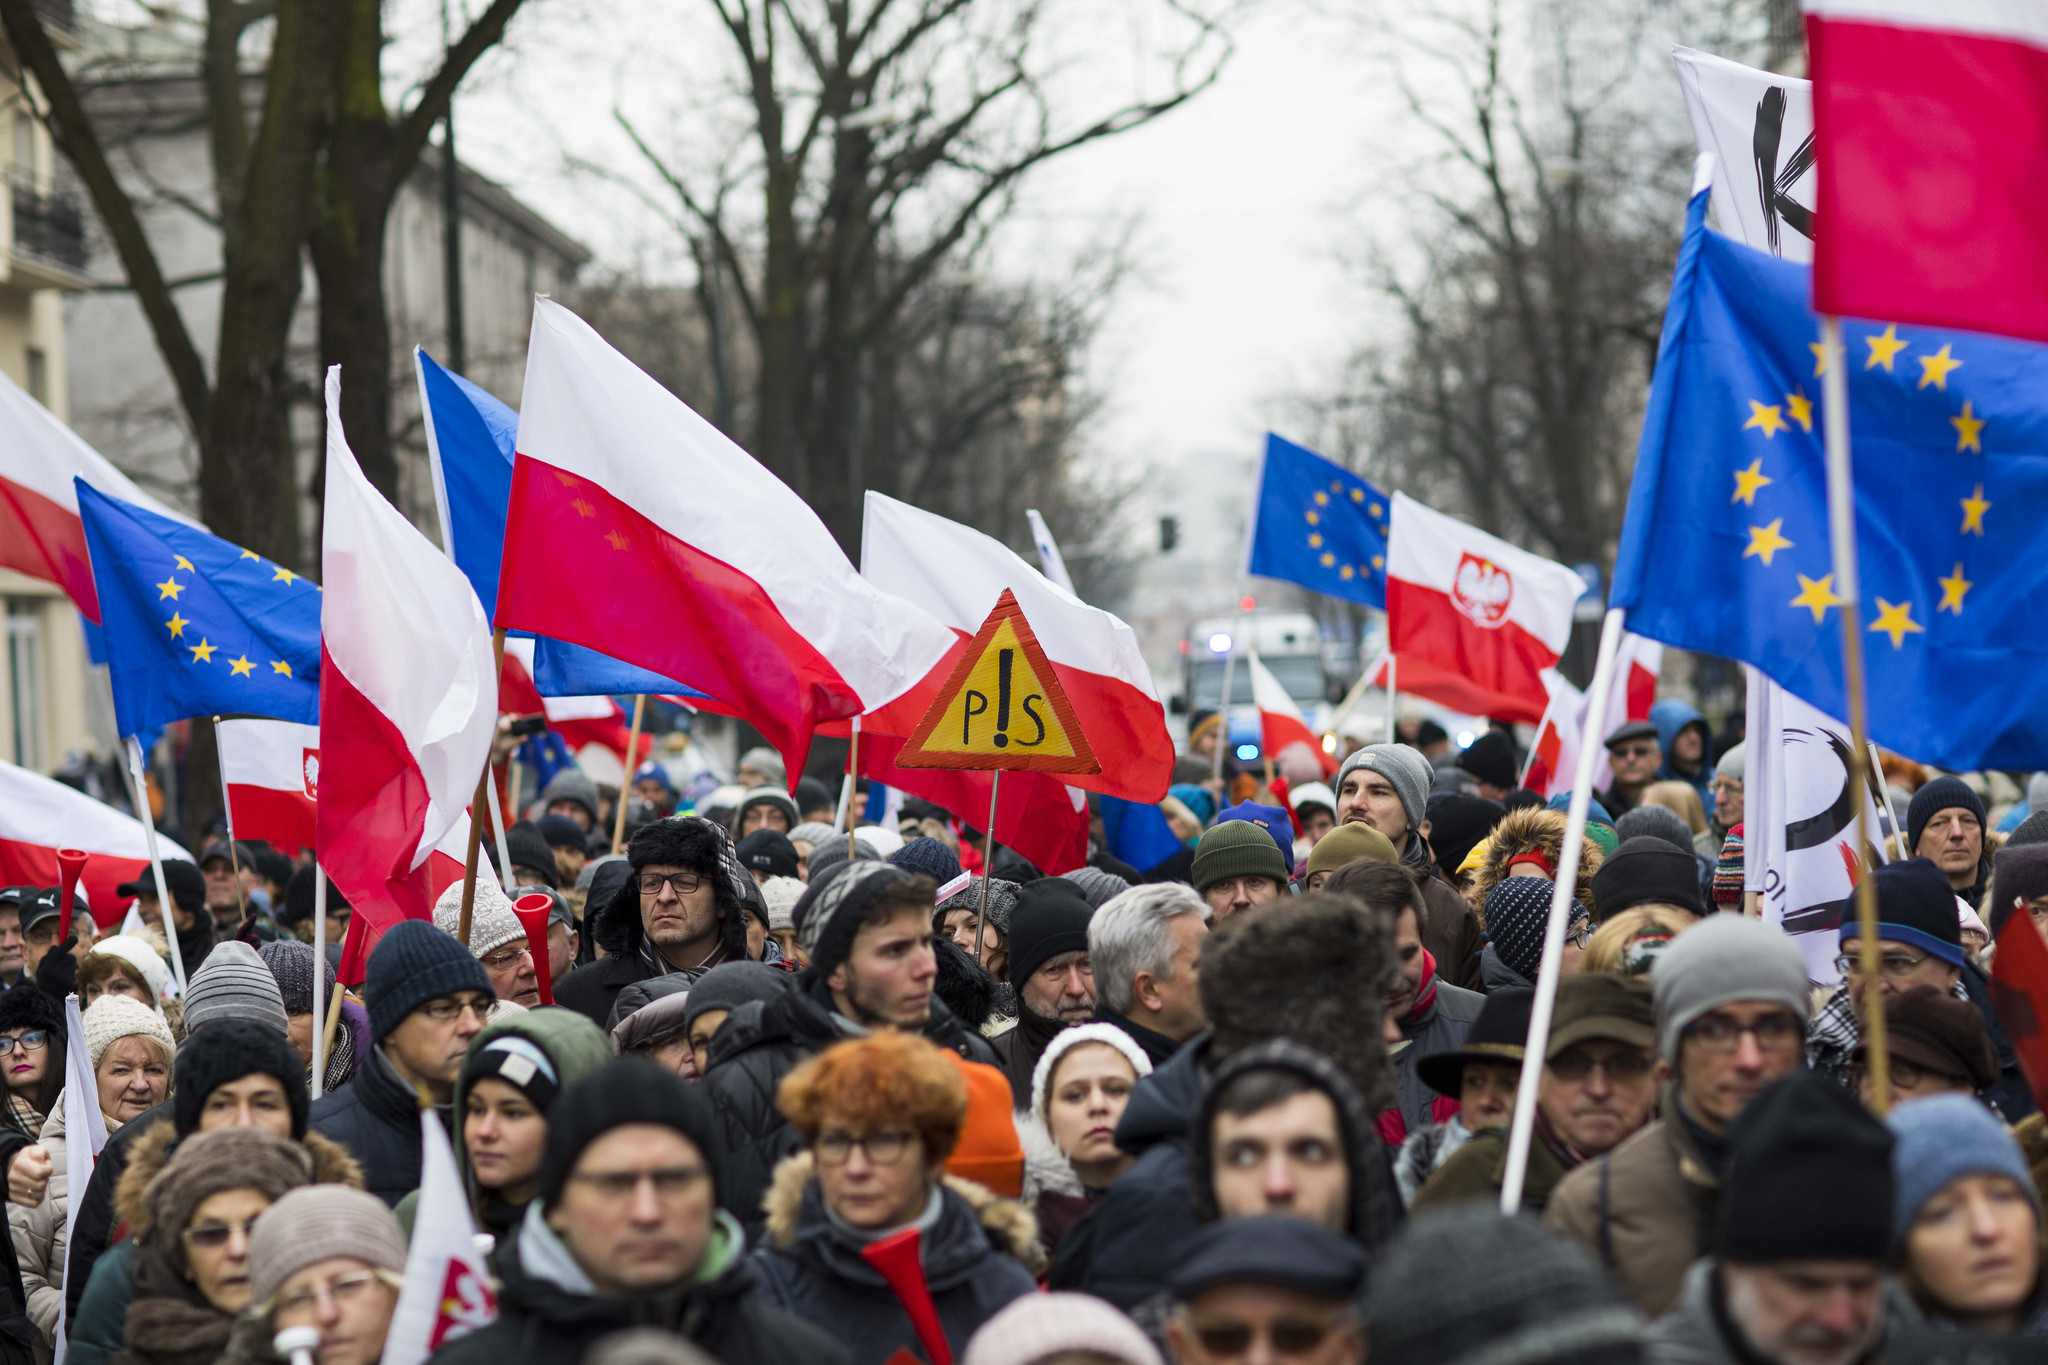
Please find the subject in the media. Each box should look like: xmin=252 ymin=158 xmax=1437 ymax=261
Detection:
xmin=987 ymin=878 xmax=1096 ymax=1100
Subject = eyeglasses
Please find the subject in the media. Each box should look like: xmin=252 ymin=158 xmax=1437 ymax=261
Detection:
xmin=1548 ymin=1049 xmax=1655 ymax=1083
xmin=1187 ymin=1317 xmax=1348 ymax=1358
xmin=479 ymin=945 xmax=532 ymax=973
xmin=569 ymin=1166 xmax=708 ymax=1201
xmin=814 ymin=1129 xmax=917 ymax=1166
xmin=1683 ymin=1012 xmax=1802 ymax=1054
xmin=183 ymin=1214 xmax=261 ymax=1251
xmin=638 ymin=873 xmax=704 ymax=896
xmin=0 ymin=1031 xmax=49 ymax=1056
xmin=415 ymin=995 xmax=491 ymax=1023
xmin=272 ymin=1268 xmax=395 ymax=1323
xmin=1612 ymin=744 xmax=1658 ymax=760
xmin=1833 ymin=950 xmax=1932 ymax=980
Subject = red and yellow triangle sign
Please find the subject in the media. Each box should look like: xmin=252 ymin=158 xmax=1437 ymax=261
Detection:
xmin=895 ymin=589 xmax=1101 ymax=775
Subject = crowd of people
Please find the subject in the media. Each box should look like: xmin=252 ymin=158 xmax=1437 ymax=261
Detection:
xmin=0 ymin=715 xmax=2045 ymax=1365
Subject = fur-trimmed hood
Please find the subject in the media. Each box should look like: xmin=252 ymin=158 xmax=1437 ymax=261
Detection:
xmin=1016 ymin=1108 xmax=1083 ymax=1204
xmin=760 ymin=1150 xmax=1045 ymax=1276
xmin=113 ymin=1117 xmax=362 ymax=1234
xmin=1469 ymin=806 xmax=1604 ymax=920
xmin=591 ymin=816 xmax=753 ymax=965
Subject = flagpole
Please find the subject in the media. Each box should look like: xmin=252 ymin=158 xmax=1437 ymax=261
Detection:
xmin=1385 ymin=653 xmax=1399 ymax=744
xmin=1212 ymin=605 xmax=1247 ymax=788
xmin=457 ymin=627 xmax=508 ymax=949
xmin=1820 ymin=314 xmax=1890 ymax=1113
xmin=310 ymin=866 xmax=326 ymax=1100
xmin=483 ymin=764 xmax=514 ymax=894
xmin=122 ymin=735 xmax=187 ymax=994
xmin=843 ymin=715 xmax=862 ymax=860
xmin=210 ymin=717 xmax=248 ymax=923
xmin=612 ymin=694 xmax=646 ymax=854
xmin=1501 ymin=607 xmax=1624 ymax=1213
xmin=974 ymin=771 xmax=1001 ymax=964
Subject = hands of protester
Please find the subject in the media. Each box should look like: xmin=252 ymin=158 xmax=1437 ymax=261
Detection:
xmin=9 ymin=1145 xmax=51 ymax=1207
xmin=34 ymin=936 xmax=77 ymax=999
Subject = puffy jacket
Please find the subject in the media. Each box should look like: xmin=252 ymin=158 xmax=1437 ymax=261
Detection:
xmin=310 ymin=1046 xmax=447 ymax=1206
xmin=1388 ymin=978 xmax=1484 ymax=1142
xmin=1048 ymin=1033 xmax=1208 ymax=1310
xmin=1646 ymin=1259 xmax=1920 ymax=1365
xmin=699 ymin=972 xmax=997 ymax=1232
xmin=1410 ymin=1123 xmax=1571 ymax=1214
xmin=1650 ymin=700 xmax=1713 ymax=811
xmin=749 ymin=1154 xmax=1039 ymax=1365
xmin=0 ymin=1127 xmax=39 ymax=1365
xmin=429 ymin=1205 xmax=844 ymax=1365
xmin=62 ymin=1240 xmax=129 ymax=1365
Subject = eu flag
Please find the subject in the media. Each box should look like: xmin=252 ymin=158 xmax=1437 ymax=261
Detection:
xmin=1243 ymin=433 xmax=1391 ymax=609
xmin=75 ymin=479 xmax=321 ymax=736
xmin=416 ymin=348 xmax=707 ymax=701
xmin=1612 ymin=191 xmax=2048 ymax=770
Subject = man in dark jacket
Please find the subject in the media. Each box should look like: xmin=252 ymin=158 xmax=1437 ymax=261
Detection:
xmin=1331 ymin=744 xmax=1485 ymax=990
xmin=310 ymin=920 xmax=492 ymax=1205
xmin=1087 ymin=882 xmax=1208 ymax=1068
xmin=554 ymin=816 xmax=756 ymax=1028
xmin=111 ymin=859 xmax=215 ymax=979
xmin=430 ymin=1061 xmax=846 ymax=1365
xmin=986 ymin=878 xmax=1096 ymax=1098
xmin=699 ymin=861 xmax=999 ymax=1231
xmin=1051 ymin=893 xmax=1400 ymax=1310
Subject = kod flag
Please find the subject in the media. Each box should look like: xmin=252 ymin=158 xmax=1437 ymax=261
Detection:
xmin=1244 ymin=433 xmax=1391 ymax=609
xmin=383 ymin=1108 xmax=495 ymax=1365
xmin=1672 ymin=46 xmax=1815 ymax=262
xmin=1611 ymin=189 xmax=2048 ymax=771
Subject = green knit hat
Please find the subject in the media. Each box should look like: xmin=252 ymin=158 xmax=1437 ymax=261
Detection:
xmin=1193 ymin=819 xmax=1290 ymax=892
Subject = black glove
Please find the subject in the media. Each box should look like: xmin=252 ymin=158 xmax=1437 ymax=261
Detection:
xmin=34 ymin=935 xmax=76 ymax=998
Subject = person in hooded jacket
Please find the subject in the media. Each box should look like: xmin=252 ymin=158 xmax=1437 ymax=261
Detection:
xmin=1019 ymin=1023 xmax=1151 ymax=1259
xmin=427 ymin=1061 xmax=844 ymax=1365
xmin=1648 ymin=699 xmax=1714 ymax=811
xmin=554 ymin=819 xmax=756 ymax=1029
xmin=394 ymin=1009 xmax=612 ymax=1242
xmin=536 ymin=768 xmax=604 ymax=834
xmin=698 ymin=862 xmax=999 ymax=1235
xmin=750 ymin=1032 xmax=1039 ymax=1365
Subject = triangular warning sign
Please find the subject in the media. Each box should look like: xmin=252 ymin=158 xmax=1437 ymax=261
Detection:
xmin=896 ymin=590 xmax=1101 ymax=775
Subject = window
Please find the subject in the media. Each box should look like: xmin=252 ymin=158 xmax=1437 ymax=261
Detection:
xmin=11 ymin=113 xmax=30 ymax=180
xmin=25 ymin=349 xmax=45 ymax=405
xmin=6 ymin=600 xmax=43 ymax=771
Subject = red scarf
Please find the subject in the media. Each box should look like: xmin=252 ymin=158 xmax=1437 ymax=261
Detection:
xmin=1403 ymin=947 xmax=1440 ymax=1026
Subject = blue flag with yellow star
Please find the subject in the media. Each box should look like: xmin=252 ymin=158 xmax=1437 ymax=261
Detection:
xmin=75 ymin=478 xmax=321 ymax=737
xmin=1243 ymin=433 xmax=1391 ymax=609
xmin=1612 ymin=189 xmax=2048 ymax=770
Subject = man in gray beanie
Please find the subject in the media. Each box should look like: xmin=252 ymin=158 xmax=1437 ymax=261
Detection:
xmin=183 ymin=940 xmax=290 ymax=1037
xmin=1545 ymin=913 xmax=1811 ymax=1317
xmin=1333 ymin=743 xmax=1484 ymax=989
xmin=1698 ymin=741 xmax=1745 ymax=860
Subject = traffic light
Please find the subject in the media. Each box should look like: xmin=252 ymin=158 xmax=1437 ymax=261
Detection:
xmin=1159 ymin=515 xmax=1179 ymax=553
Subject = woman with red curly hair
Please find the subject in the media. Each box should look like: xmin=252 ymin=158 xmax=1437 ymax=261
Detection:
xmin=749 ymin=1031 xmax=1040 ymax=1365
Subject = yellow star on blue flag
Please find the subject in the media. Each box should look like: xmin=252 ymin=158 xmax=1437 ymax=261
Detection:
xmin=1244 ymin=433 xmax=1391 ymax=609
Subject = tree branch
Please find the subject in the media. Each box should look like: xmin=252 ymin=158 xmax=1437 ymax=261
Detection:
xmin=389 ymin=0 xmax=527 ymax=195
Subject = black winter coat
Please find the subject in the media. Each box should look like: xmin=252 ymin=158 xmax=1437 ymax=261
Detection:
xmin=1047 ymin=1032 xmax=1208 ymax=1310
xmin=428 ymin=1212 xmax=844 ymax=1365
xmin=699 ymin=973 xmax=998 ymax=1232
xmin=749 ymin=1155 xmax=1039 ymax=1365
xmin=0 ymin=1127 xmax=37 ymax=1365
xmin=551 ymin=953 xmax=669 ymax=1030
xmin=554 ymin=853 xmax=757 ymax=1028
xmin=309 ymin=1048 xmax=448 ymax=1206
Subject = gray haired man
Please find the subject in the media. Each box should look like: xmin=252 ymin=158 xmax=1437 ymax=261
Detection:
xmin=1088 ymin=882 xmax=1210 ymax=1067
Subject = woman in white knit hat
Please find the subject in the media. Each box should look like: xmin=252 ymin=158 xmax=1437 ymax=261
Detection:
xmin=1020 ymin=1022 xmax=1153 ymax=1259
xmin=237 ymin=1183 xmax=409 ymax=1365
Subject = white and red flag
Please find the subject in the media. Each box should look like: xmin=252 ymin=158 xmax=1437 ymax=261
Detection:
xmin=383 ymin=1107 xmax=496 ymax=1365
xmin=0 ymin=758 xmax=193 ymax=927
xmin=1586 ymin=633 xmax=1665 ymax=794
xmin=1807 ymin=0 xmax=2048 ymax=342
xmin=1385 ymin=494 xmax=1588 ymax=722
xmin=1520 ymin=673 xmax=1584 ymax=799
xmin=317 ymin=369 xmax=498 ymax=927
xmin=216 ymin=718 xmax=319 ymax=850
xmin=498 ymin=641 xmax=650 ymax=768
xmin=496 ymin=300 xmax=955 ymax=782
xmin=1248 ymin=650 xmax=1335 ymax=777
xmin=0 ymin=367 xmax=200 ymax=626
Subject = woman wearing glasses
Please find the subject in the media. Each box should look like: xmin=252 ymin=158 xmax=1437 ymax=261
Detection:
xmin=0 ymin=982 xmax=63 ymax=1137
xmin=106 ymin=1126 xmax=313 ymax=1365
xmin=230 ymin=1185 xmax=409 ymax=1365
xmin=754 ymin=1032 xmax=1039 ymax=1365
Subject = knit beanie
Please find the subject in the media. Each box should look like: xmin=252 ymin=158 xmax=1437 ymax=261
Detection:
xmin=1005 ymin=879 xmax=1096 ymax=988
xmin=1613 ymin=805 xmax=1697 ymax=857
xmin=681 ymin=961 xmax=789 ymax=1033
xmin=734 ymin=787 xmax=800 ymax=833
xmin=364 ymin=920 xmax=494 ymax=1042
xmin=758 ymin=876 xmax=805 ymax=932
xmin=1457 ymin=729 xmax=1519 ymax=791
xmin=1716 ymin=742 xmax=1746 ymax=783
xmin=82 ymin=936 xmax=171 ymax=1005
xmin=1426 ymin=795 xmax=1506 ymax=878
xmin=432 ymin=876 xmax=527 ymax=959
xmin=854 ymin=824 xmax=905 ymax=858
xmin=1336 ymin=744 xmax=1431 ymax=832
xmin=1213 ymin=803 xmax=1297 ymax=876
xmin=1652 ymin=911 xmax=1810 ymax=1062
xmin=937 ymin=877 xmax=1020 ymax=937
xmin=944 ymin=1053 xmax=1025 ymax=1198
xmin=1304 ymin=822 xmax=1399 ymax=881
xmin=1591 ymin=835 xmax=1706 ymax=919
xmin=172 ymin=1017 xmax=309 ymax=1138
xmin=257 ymin=939 xmax=334 ymax=1016
xmin=1835 ymin=858 xmax=1964 ymax=967
xmin=792 ymin=860 xmax=925 ymax=977
xmin=1191 ymin=820 xmax=1290 ymax=892
xmin=1060 ymin=866 xmax=1130 ymax=910
xmin=807 ymin=836 xmax=880 ymax=884
xmin=537 ymin=813 xmax=589 ymax=851
xmin=183 ymin=940 xmax=290 ymax=1037
xmin=504 ymin=820 xmax=559 ymax=889
xmin=1169 ymin=783 xmax=1217 ymax=829
xmin=1484 ymin=879 xmax=1588 ymax=983
xmin=247 ymin=1184 xmax=406 ymax=1309
xmin=1988 ymin=842 xmax=2048 ymax=936
xmin=0 ymin=982 xmax=62 ymax=1048
xmin=1029 ymin=1020 xmax=1153 ymax=1121
xmin=890 ymin=837 xmax=962 ymax=886
xmin=282 ymin=864 xmax=347 ymax=929
xmin=1366 ymin=1209 xmax=1642 ymax=1365
xmin=961 ymin=1292 xmax=1165 ymax=1365
xmin=138 ymin=1126 xmax=312 ymax=1269
xmin=2012 ymin=809 xmax=2048 ymax=849
xmin=1718 ymin=1070 xmax=1893 ymax=1263
xmin=788 ymin=822 xmax=841 ymax=849
xmin=460 ymin=1034 xmax=564 ymax=1111
xmin=735 ymin=747 xmax=786 ymax=788
xmin=1888 ymin=1092 xmax=2038 ymax=1247
xmin=83 ymin=994 xmax=175 ymax=1069
xmin=1712 ymin=826 xmax=1746 ymax=908
xmin=539 ymin=1059 xmax=722 ymax=1210
xmin=1908 ymin=776 xmax=1987 ymax=855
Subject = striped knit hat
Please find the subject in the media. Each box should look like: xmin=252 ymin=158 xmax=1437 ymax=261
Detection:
xmin=183 ymin=940 xmax=289 ymax=1037
xmin=1713 ymin=824 xmax=1746 ymax=908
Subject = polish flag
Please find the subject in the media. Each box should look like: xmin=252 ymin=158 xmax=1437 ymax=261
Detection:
xmin=1385 ymin=494 xmax=1587 ymax=722
xmin=1808 ymin=0 xmax=2048 ymax=343
xmin=217 ymin=718 xmax=319 ymax=849
xmin=317 ymin=369 xmax=498 ymax=927
xmin=1520 ymin=673 xmax=1583 ymax=799
xmin=1249 ymin=651 xmax=1335 ymax=777
xmin=384 ymin=1109 xmax=496 ymax=1365
xmin=0 ymin=366 xmax=200 ymax=624
xmin=0 ymin=757 xmax=193 ymax=926
xmin=1587 ymin=633 xmax=1664 ymax=794
xmin=496 ymin=300 xmax=955 ymax=783
xmin=499 ymin=641 xmax=650 ymax=767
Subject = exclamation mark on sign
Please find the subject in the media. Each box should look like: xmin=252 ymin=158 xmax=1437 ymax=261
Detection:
xmin=993 ymin=648 xmax=1013 ymax=747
